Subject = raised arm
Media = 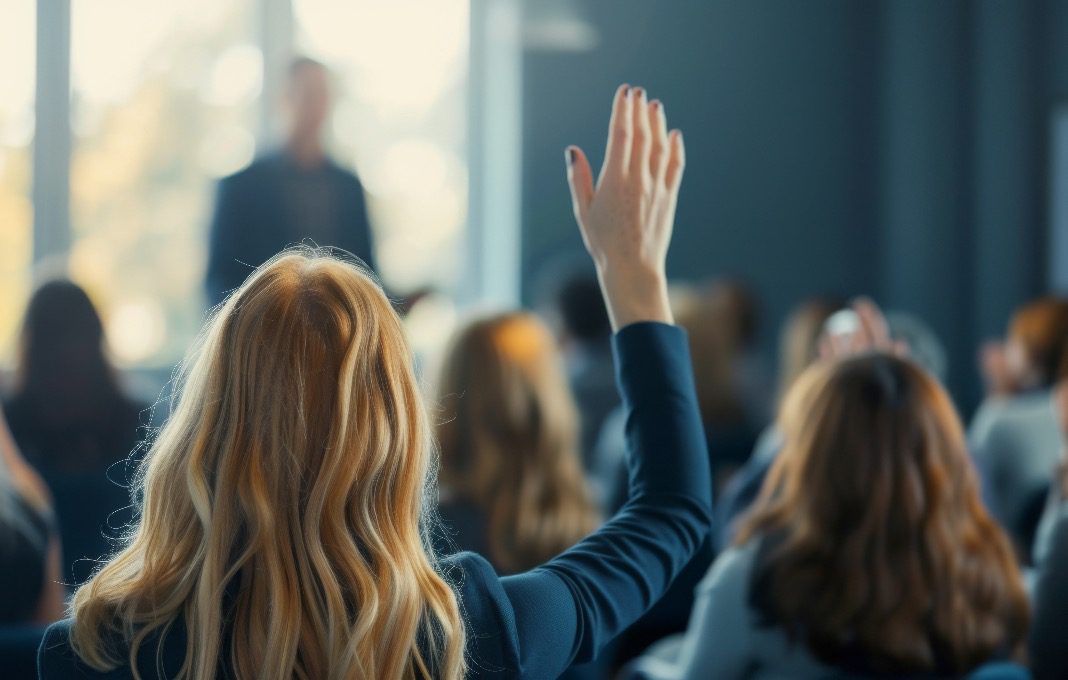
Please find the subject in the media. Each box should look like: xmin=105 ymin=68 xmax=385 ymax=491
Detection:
xmin=453 ymin=85 xmax=710 ymax=679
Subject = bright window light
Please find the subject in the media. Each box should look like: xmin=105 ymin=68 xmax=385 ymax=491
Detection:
xmin=68 ymin=0 xmax=256 ymax=367
xmin=0 ymin=0 xmax=35 ymax=362
xmin=295 ymin=0 xmax=469 ymax=296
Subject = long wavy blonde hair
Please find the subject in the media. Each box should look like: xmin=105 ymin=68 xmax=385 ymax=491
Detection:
xmin=436 ymin=313 xmax=599 ymax=574
xmin=69 ymin=251 xmax=464 ymax=680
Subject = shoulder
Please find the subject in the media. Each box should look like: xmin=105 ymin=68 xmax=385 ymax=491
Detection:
xmin=982 ymin=393 xmax=1059 ymax=453
xmin=219 ymin=155 xmax=279 ymax=189
xmin=439 ymin=552 xmax=522 ymax=677
xmin=698 ymin=541 xmax=758 ymax=597
xmin=38 ymin=619 xmax=100 ymax=678
xmin=325 ymin=159 xmax=361 ymax=185
xmin=440 ymin=551 xmax=506 ymax=625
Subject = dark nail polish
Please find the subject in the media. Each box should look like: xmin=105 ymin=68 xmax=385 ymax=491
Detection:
xmin=567 ymin=148 xmax=576 ymax=166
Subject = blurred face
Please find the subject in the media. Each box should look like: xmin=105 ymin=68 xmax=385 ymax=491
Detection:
xmin=286 ymin=63 xmax=331 ymax=141
xmin=1005 ymin=335 xmax=1038 ymax=389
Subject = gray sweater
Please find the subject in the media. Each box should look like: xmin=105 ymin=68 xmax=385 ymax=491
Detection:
xmin=632 ymin=541 xmax=842 ymax=680
xmin=969 ymin=391 xmax=1061 ymax=538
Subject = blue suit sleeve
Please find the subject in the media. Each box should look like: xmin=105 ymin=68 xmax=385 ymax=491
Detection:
xmin=456 ymin=322 xmax=713 ymax=679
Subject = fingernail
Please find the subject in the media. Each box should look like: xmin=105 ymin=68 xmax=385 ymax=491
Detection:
xmin=566 ymin=148 xmax=576 ymax=166
xmin=650 ymin=99 xmax=661 ymax=111
xmin=634 ymin=87 xmax=645 ymax=102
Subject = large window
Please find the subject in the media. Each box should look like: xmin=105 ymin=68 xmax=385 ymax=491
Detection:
xmin=5 ymin=0 xmax=475 ymax=371
xmin=0 ymin=1 xmax=35 ymax=360
xmin=69 ymin=0 xmax=257 ymax=366
xmin=293 ymin=0 xmax=469 ymax=295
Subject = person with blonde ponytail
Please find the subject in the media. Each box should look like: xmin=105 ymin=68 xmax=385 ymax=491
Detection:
xmin=39 ymin=84 xmax=709 ymax=679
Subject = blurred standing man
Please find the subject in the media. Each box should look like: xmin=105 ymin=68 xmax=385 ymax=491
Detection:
xmin=205 ymin=57 xmax=376 ymax=306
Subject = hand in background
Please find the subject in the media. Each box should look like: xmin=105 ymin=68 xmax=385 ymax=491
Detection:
xmin=818 ymin=298 xmax=907 ymax=360
xmin=566 ymin=84 xmax=685 ymax=331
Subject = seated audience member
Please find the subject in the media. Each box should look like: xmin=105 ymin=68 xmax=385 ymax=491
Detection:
xmin=715 ymin=300 xmax=948 ymax=549
xmin=970 ymin=297 xmax=1068 ymax=552
xmin=38 ymin=85 xmax=710 ymax=680
xmin=629 ymin=307 xmax=1030 ymax=680
xmin=0 ymin=405 xmax=64 ymax=677
xmin=3 ymin=280 xmax=144 ymax=586
xmin=436 ymin=312 xmax=600 ymax=574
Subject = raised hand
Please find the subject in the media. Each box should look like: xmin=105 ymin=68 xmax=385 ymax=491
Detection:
xmin=819 ymin=298 xmax=907 ymax=360
xmin=566 ymin=85 xmax=685 ymax=331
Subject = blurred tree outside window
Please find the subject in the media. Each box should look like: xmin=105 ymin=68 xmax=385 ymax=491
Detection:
xmin=69 ymin=0 xmax=257 ymax=366
xmin=294 ymin=0 xmax=469 ymax=298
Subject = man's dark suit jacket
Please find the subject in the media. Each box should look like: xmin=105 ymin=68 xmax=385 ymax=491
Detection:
xmin=205 ymin=152 xmax=376 ymax=306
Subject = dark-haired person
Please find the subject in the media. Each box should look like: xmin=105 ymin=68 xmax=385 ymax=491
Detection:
xmin=970 ymin=297 xmax=1068 ymax=554
xmin=631 ymin=309 xmax=1029 ymax=679
xmin=205 ymin=57 xmax=376 ymax=306
xmin=39 ymin=85 xmax=707 ymax=680
xmin=0 ymin=404 xmax=64 ymax=676
xmin=3 ymin=280 xmax=144 ymax=586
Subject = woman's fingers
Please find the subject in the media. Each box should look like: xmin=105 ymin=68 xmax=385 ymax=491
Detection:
xmin=566 ymin=146 xmax=595 ymax=224
xmin=629 ymin=88 xmax=652 ymax=182
xmin=648 ymin=100 xmax=669 ymax=186
xmin=602 ymin=84 xmax=633 ymax=180
xmin=854 ymin=297 xmax=892 ymax=349
xmin=664 ymin=130 xmax=686 ymax=194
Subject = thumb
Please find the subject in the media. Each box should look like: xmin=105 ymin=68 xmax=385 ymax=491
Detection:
xmin=566 ymin=146 xmax=594 ymax=223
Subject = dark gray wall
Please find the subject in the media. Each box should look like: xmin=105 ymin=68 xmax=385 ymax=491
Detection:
xmin=520 ymin=0 xmax=1061 ymax=413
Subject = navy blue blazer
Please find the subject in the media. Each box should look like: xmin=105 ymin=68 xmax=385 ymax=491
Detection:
xmin=205 ymin=152 xmax=376 ymax=307
xmin=38 ymin=323 xmax=712 ymax=679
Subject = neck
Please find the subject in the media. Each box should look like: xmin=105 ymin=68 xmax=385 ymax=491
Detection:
xmin=287 ymin=134 xmax=325 ymax=169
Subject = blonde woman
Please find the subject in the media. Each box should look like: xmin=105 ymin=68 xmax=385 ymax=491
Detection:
xmin=436 ymin=312 xmax=601 ymax=575
xmin=39 ymin=84 xmax=708 ymax=680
